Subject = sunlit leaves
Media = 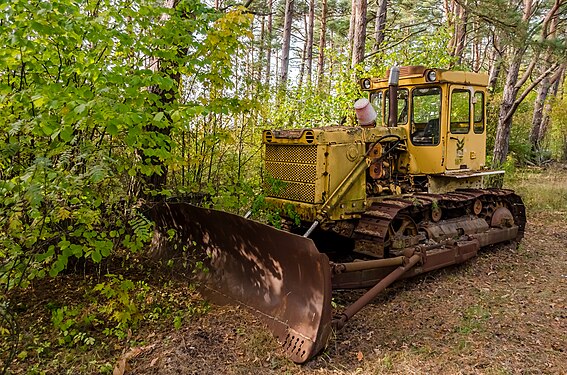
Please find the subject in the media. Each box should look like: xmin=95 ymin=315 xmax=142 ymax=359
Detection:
xmin=0 ymin=0 xmax=257 ymax=291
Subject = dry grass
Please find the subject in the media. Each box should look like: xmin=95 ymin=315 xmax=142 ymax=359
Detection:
xmin=506 ymin=165 xmax=567 ymax=213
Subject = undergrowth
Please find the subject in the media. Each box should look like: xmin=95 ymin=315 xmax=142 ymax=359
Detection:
xmin=2 ymin=265 xmax=209 ymax=374
xmin=505 ymin=165 xmax=567 ymax=213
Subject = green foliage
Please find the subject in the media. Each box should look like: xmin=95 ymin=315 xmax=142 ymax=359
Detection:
xmin=93 ymin=274 xmax=149 ymax=338
xmin=369 ymin=26 xmax=457 ymax=70
xmin=548 ymin=88 xmax=567 ymax=160
xmin=51 ymin=305 xmax=96 ymax=347
xmin=46 ymin=274 xmax=209 ymax=353
xmin=0 ymin=0 xmax=253 ymax=289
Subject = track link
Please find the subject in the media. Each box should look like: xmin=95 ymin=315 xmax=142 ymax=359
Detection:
xmin=352 ymin=189 xmax=526 ymax=258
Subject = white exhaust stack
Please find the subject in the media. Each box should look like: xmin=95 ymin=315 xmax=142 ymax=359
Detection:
xmin=354 ymin=98 xmax=377 ymax=127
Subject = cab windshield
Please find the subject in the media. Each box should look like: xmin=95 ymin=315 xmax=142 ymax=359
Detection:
xmin=411 ymin=86 xmax=441 ymax=145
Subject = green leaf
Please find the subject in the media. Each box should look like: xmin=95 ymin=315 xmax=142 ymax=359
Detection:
xmin=153 ymin=112 xmax=164 ymax=122
xmin=107 ymin=123 xmax=119 ymax=136
xmin=74 ymin=104 xmax=87 ymax=114
xmin=91 ymin=250 xmax=102 ymax=263
xmin=60 ymin=126 xmax=74 ymax=142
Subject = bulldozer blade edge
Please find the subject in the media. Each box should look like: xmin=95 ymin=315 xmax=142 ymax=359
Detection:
xmin=149 ymin=202 xmax=333 ymax=364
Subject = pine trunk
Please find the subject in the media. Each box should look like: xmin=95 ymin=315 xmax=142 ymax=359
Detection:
xmin=373 ymin=0 xmax=387 ymax=54
xmin=265 ymin=0 xmax=273 ymax=87
xmin=488 ymin=36 xmax=502 ymax=91
xmin=529 ymin=75 xmax=551 ymax=151
xmin=451 ymin=2 xmax=467 ymax=65
xmin=538 ymin=66 xmax=565 ymax=147
xmin=317 ymin=0 xmax=328 ymax=90
xmin=347 ymin=0 xmax=356 ymax=62
xmin=351 ymin=0 xmax=367 ymax=68
xmin=280 ymin=0 xmax=294 ymax=84
xmin=493 ymin=50 xmax=523 ymax=167
xmin=306 ymin=0 xmax=315 ymax=84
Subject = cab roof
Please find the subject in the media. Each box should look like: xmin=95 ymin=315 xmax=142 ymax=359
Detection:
xmin=361 ymin=66 xmax=489 ymax=91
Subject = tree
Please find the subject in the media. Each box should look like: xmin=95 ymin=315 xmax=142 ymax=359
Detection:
xmin=351 ymin=0 xmax=368 ymax=67
xmin=280 ymin=0 xmax=294 ymax=83
xmin=373 ymin=0 xmax=387 ymax=54
xmin=530 ymin=64 xmax=565 ymax=153
xmin=317 ymin=0 xmax=328 ymax=89
xmin=306 ymin=0 xmax=315 ymax=84
xmin=492 ymin=0 xmax=564 ymax=167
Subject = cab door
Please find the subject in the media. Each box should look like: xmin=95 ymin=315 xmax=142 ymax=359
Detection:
xmin=445 ymin=86 xmax=486 ymax=170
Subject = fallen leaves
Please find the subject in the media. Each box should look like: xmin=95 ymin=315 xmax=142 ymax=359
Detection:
xmin=113 ymin=344 xmax=156 ymax=375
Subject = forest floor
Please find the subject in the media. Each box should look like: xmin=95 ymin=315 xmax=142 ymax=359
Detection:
xmin=4 ymin=166 xmax=567 ymax=375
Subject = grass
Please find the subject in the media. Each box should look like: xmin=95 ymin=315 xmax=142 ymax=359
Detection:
xmin=505 ymin=165 xmax=567 ymax=213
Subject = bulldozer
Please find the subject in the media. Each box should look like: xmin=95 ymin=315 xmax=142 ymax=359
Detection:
xmin=150 ymin=66 xmax=526 ymax=364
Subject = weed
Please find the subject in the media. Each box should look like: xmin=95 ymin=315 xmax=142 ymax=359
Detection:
xmin=380 ymin=354 xmax=394 ymax=370
xmin=456 ymin=304 xmax=490 ymax=335
xmin=94 ymin=274 xmax=149 ymax=338
xmin=50 ymin=306 xmax=96 ymax=347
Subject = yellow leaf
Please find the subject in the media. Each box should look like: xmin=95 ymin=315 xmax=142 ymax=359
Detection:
xmin=58 ymin=208 xmax=71 ymax=220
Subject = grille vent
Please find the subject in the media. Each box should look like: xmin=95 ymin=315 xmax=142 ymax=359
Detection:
xmin=265 ymin=145 xmax=318 ymax=203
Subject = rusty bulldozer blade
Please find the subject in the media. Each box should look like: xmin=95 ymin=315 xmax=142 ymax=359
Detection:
xmin=149 ymin=202 xmax=333 ymax=363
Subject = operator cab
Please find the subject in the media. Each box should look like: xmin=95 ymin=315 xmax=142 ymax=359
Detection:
xmin=360 ymin=66 xmax=488 ymax=176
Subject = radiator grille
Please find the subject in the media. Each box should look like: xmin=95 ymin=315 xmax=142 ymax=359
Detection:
xmin=264 ymin=145 xmax=318 ymax=203
xmin=265 ymin=144 xmax=317 ymax=163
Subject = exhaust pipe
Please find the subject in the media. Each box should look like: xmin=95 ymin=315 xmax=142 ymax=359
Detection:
xmin=388 ymin=66 xmax=400 ymax=127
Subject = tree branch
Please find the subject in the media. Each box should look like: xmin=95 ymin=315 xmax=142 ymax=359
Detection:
xmin=504 ymin=63 xmax=560 ymax=124
xmin=514 ymin=56 xmax=538 ymax=90
xmin=365 ymin=27 xmax=427 ymax=59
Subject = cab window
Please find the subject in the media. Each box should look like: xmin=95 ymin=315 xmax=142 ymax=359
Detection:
xmin=385 ymin=88 xmax=409 ymax=125
xmin=370 ymin=91 xmax=384 ymax=126
xmin=411 ymin=86 xmax=441 ymax=145
xmin=473 ymin=91 xmax=484 ymax=134
xmin=450 ymin=89 xmax=470 ymax=134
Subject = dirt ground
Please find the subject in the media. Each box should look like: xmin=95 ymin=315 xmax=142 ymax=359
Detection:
xmin=120 ymin=210 xmax=566 ymax=375
xmin=4 ymin=168 xmax=567 ymax=375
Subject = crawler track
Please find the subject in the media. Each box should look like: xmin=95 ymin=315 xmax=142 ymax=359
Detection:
xmin=352 ymin=189 xmax=526 ymax=258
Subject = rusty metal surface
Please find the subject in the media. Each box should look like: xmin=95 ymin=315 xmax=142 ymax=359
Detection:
xmin=146 ymin=189 xmax=527 ymax=363
xmin=333 ymin=253 xmax=422 ymax=329
xmin=149 ymin=202 xmax=332 ymax=364
xmin=333 ymin=189 xmax=526 ymax=289
xmin=332 ymin=256 xmax=405 ymax=274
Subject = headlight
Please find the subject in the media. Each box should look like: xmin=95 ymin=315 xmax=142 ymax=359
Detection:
xmin=361 ymin=78 xmax=372 ymax=90
xmin=426 ymin=70 xmax=437 ymax=82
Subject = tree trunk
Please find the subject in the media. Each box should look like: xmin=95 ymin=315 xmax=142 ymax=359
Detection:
xmin=487 ymin=34 xmax=502 ymax=91
xmin=347 ymin=0 xmax=356 ymax=62
xmin=258 ymin=15 xmax=265 ymax=82
xmin=317 ymin=0 xmax=328 ymax=90
xmin=471 ymin=20 xmax=481 ymax=72
xmin=351 ymin=0 xmax=368 ymax=68
xmin=145 ymin=0 xmax=180 ymax=193
xmin=529 ymin=74 xmax=551 ymax=152
xmin=536 ymin=65 xmax=565 ymax=149
xmin=298 ymin=14 xmax=308 ymax=88
xmin=492 ymin=0 xmax=561 ymax=168
xmin=530 ymin=11 xmax=562 ymax=153
xmin=450 ymin=1 xmax=467 ymax=66
xmin=265 ymin=0 xmax=273 ymax=87
xmin=280 ymin=0 xmax=294 ymax=83
xmin=493 ymin=50 xmax=523 ymax=167
xmin=306 ymin=0 xmax=315 ymax=84
xmin=373 ymin=0 xmax=387 ymax=54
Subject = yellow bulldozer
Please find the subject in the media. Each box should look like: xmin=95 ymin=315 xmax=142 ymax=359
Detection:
xmin=150 ymin=66 xmax=525 ymax=363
